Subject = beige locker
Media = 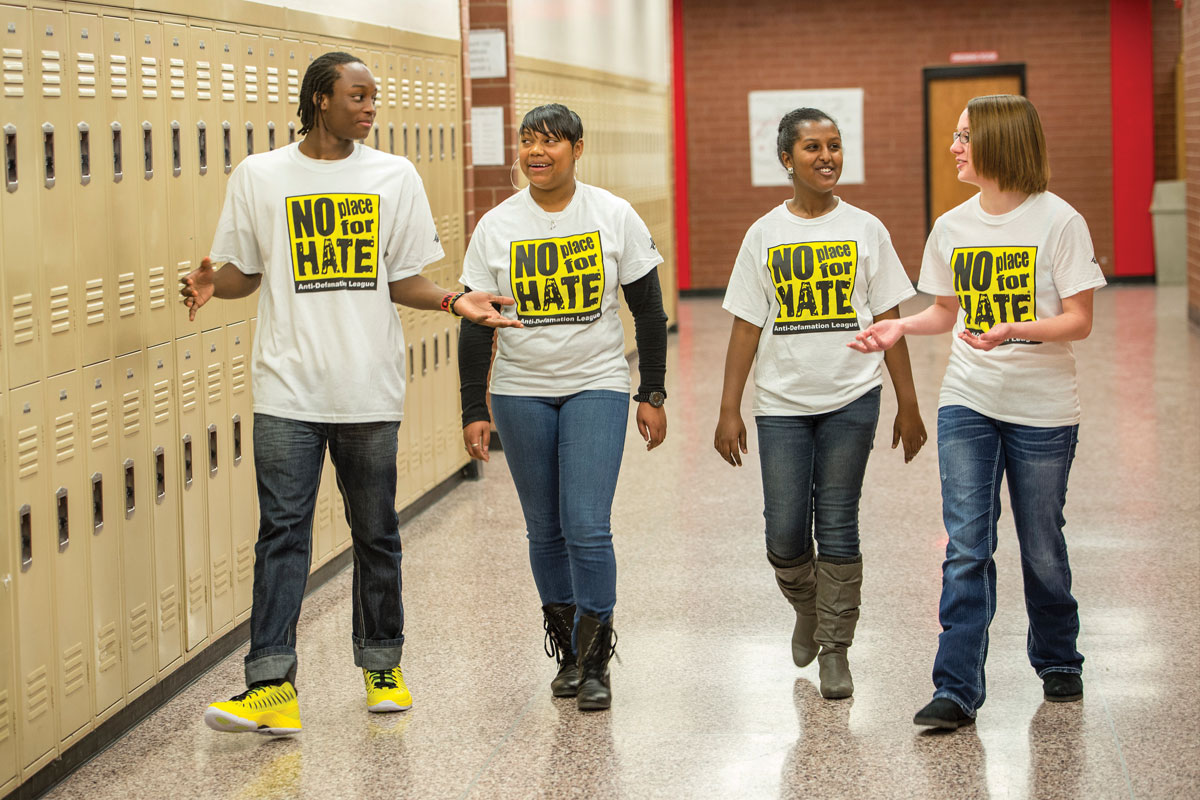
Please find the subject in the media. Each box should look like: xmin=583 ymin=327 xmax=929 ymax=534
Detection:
xmin=102 ymin=13 xmax=142 ymax=358
xmin=163 ymin=22 xmax=199 ymax=340
xmin=173 ymin=336 xmax=207 ymax=651
xmin=331 ymin=470 xmax=350 ymax=551
xmin=383 ymin=50 xmax=398 ymax=154
xmin=0 ymin=391 xmax=16 ymax=799
xmin=237 ymin=29 xmax=264 ymax=159
xmin=46 ymin=370 xmax=94 ymax=747
xmin=394 ymin=337 xmax=413 ymax=509
xmin=312 ymin=450 xmax=334 ymax=567
xmin=432 ymin=323 xmax=453 ymax=481
xmin=134 ymin=18 xmax=172 ymax=349
xmin=248 ymin=316 xmax=259 ymax=538
xmin=81 ymin=360 xmax=125 ymax=721
xmin=226 ymin=322 xmax=254 ymax=617
xmin=146 ymin=345 xmax=181 ymax=673
xmin=69 ymin=10 xmax=113 ymax=368
xmin=185 ymin=23 xmax=225 ymax=331
xmin=367 ymin=49 xmax=384 ymax=152
xmin=8 ymin=382 xmax=57 ymax=774
xmin=259 ymin=34 xmax=284 ymax=151
xmin=115 ymin=351 xmax=155 ymax=698
xmin=212 ymin=26 xmax=248 ymax=326
xmin=200 ymin=328 xmax=233 ymax=634
xmin=419 ymin=330 xmax=435 ymax=492
xmin=1 ymin=5 xmax=42 ymax=389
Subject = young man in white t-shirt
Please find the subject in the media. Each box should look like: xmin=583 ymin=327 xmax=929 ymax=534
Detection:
xmin=180 ymin=52 xmax=518 ymax=735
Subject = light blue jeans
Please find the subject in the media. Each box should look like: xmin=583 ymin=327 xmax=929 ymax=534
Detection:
xmin=932 ymin=405 xmax=1084 ymax=716
xmin=490 ymin=390 xmax=628 ymax=628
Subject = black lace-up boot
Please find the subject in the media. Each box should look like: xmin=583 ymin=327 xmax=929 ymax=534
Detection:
xmin=542 ymin=603 xmax=580 ymax=697
xmin=575 ymin=614 xmax=617 ymax=711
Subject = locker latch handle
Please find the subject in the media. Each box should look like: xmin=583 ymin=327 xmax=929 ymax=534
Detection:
xmin=388 ymin=123 xmax=395 ymax=155
xmin=439 ymin=124 xmax=445 ymax=160
xmin=56 ymin=487 xmax=69 ymax=551
xmin=408 ymin=344 xmax=414 ymax=381
xmin=232 ymin=414 xmax=242 ymax=465
xmin=171 ymin=121 xmax=181 ymax=177
xmin=208 ymin=423 xmax=219 ymax=476
xmin=402 ymin=123 xmax=408 ymax=158
xmin=287 ymin=121 xmax=295 ymax=144
xmin=78 ymin=122 xmax=91 ymax=186
xmin=222 ymin=121 xmax=231 ymax=174
xmin=427 ymin=124 xmax=433 ymax=160
xmin=42 ymin=122 xmax=55 ymax=189
xmin=124 ymin=458 xmax=136 ymax=519
xmin=373 ymin=125 xmax=380 ymax=150
xmin=450 ymin=124 xmax=456 ymax=161
xmin=4 ymin=123 xmax=16 ymax=192
xmin=433 ymin=336 xmax=439 ymax=369
xmin=196 ymin=121 xmax=207 ymax=175
xmin=19 ymin=505 xmax=32 ymax=570
xmin=245 ymin=121 xmax=254 ymax=157
xmin=421 ymin=339 xmax=427 ymax=376
xmin=182 ymin=434 xmax=193 ymax=487
xmin=413 ymin=124 xmax=419 ymax=162
xmin=142 ymin=121 xmax=153 ymax=180
xmin=267 ymin=121 xmax=275 ymax=152
xmin=91 ymin=472 xmax=104 ymax=533
xmin=111 ymin=121 xmax=123 ymax=183
xmin=155 ymin=446 xmax=166 ymax=504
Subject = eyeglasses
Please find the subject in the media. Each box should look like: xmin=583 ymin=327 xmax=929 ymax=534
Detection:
xmin=952 ymin=130 xmax=971 ymax=145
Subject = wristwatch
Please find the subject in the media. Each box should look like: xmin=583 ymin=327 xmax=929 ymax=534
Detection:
xmin=634 ymin=390 xmax=667 ymax=408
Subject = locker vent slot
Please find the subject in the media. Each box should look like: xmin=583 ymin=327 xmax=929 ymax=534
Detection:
xmin=78 ymin=122 xmax=90 ymax=184
xmin=155 ymin=446 xmax=165 ymax=503
xmin=142 ymin=121 xmax=152 ymax=179
xmin=180 ymin=368 xmax=197 ymax=412
xmin=19 ymin=505 xmax=32 ymax=569
xmin=0 ymin=691 xmax=10 ymax=745
xmin=62 ymin=643 xmax=86 ymax=697
xmin=49 ymin=285 xmax=70 ymax=333
xmin=187 ymin=571 xmax=205 ymax=614
xmin=97 ymin=623 xmax=119 ymax=672
xmin=5 ymin=124 xmax=16 ymax=191
xmin=111 ymin=122 xmax=122 ymax=182
xmin=42 ymin=123 xmax=55 ymax=187
xmin=148 ymin=265 xmax=166 ymax=309
xmin=230 ymin=353 xmax=246 ymax=393
xmin=85 ymin=278 xmax=105 ymax=325
xmin=387 ymin=76 xmax=396 ymax=108
xmin=196 ymin=121 xmax=207 ymax=174
xmin=182 ymin=433 xmax=193 ymax=486
xmin=232 ymin=414 xmax=242 ymax=464
xmin=17 ymin=423 xmax=40 ymax=477
xmin=153 ymin=378 xmax=170 ymax=423
xmin=56 ymin=487 xmax=69 ymax=550
xmin=236 ymin=542 xmax=253 ymax=583
xmin=89 ymin=402 xmax=111 ymax=447
xmin=129 ymin=603 xmax=150 ymax=652
xmin=122 ymin=389 xmax=141 ymax=435
xmin=124 ymin=458 xmax=135 ymax=518
xmin=212 ymin=555 xmax=230 ymax=597
xmin=92 ymin=472 xmax=104 ymax=533
xmin=118 ymin=271 xmax=136 ymax=317
xmin=2 ymin=46 xmax=24 ymax=98
xmin=208 ymin=423 xmax=218 ymax=476
xmin=159 ymin=585 xmax=178 ymax=631
xmin=13 ymin=293 xmax=34 ymax=343
xmin=25 ymin=667 xmax=50 ymax=721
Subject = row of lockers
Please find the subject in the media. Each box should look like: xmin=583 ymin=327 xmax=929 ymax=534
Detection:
xmin=0 ymin=306 xmax=470 ymax=790
xmin=0 ymin=1 xmax=465 ymax=392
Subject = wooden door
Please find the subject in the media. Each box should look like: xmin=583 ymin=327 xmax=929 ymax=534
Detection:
xmin=924 ymin=67 xmax=1024 ymax=229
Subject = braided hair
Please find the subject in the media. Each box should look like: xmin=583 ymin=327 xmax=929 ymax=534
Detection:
xmin=776 ymin=108 xmax=839 ymax=169
xmin=298 ymin=52 xmax=364 ymax=136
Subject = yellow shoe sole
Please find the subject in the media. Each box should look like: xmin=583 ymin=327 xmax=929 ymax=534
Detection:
xmin=204 ymin=706 xmax=302 ymax=736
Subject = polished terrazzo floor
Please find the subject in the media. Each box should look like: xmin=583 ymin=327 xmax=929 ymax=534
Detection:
xmin=44 ymin=287 xmax=1199 ymax=799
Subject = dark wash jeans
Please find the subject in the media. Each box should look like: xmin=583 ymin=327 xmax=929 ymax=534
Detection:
xmin=245 ymin=413 xmax=405 ymax=687
xmin=932 ymin=405 xmax=1084 ymax=716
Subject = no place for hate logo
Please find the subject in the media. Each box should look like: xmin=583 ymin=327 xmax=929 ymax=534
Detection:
xmin=287 ymin=193 xmax=381 ymax=293
xmin=951 ymin=245 xmax=1038 ymax=335
xmin=767 ymin=240 xmax=861 ymax=334
xmin=508 ymin=231 xmax=605 ymax=326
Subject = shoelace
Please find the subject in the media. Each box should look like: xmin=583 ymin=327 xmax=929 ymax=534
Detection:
xmin=543 ymin=617 xmax=569 ymax=664
xmin=230 ymin=683 xmax=287 ymax=704
xmin=367 ymin=669 xmax=400 ymax=690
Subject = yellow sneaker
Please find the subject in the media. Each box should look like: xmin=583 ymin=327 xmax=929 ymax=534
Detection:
xmin=364 ymin=667 xmax=412 ymax=712
xmin=204 ymin=682 xmax=302 ymax=736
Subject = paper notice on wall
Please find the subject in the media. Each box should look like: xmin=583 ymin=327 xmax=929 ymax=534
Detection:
xmin=471 ymin=106 xmax=506 ymax=166
xmin=469 ymin=29 xmax=507 ymax=79
xmin=748 ymin=89 xmax=865 ymax=187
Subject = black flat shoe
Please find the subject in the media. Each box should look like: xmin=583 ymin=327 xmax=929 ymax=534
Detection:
xmin=1042 ymin=672 xmax=1083 ymax=702
xmin=913 ymin=698 xmax=975 ymax=730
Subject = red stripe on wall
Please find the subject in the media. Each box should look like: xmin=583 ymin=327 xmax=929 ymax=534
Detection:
xmin=1110 ymin=0 xmax=1156 ymax=277
xmin=671 ymin=0 xmax=691 ymax=289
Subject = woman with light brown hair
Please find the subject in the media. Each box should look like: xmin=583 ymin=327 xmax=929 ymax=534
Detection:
xmin=851 ymin=94 xmax=1106 ymax=729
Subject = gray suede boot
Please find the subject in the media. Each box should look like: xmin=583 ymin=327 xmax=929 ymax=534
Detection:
xmin=769 ymin=549 xmax=819 ymax=667
xmin=814 ymin=558 xmax=862 ymax=699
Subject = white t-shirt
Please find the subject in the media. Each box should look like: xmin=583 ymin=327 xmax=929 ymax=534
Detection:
xmin=723 ymin=199 xmax=916 ymax=416
xmin=210 ymin=142 xmax=444 ymax=422
xmin=459 ymin=183 xmax=663 ymax=396
xmin=918 ymin=191 xmax=1107 ymax=427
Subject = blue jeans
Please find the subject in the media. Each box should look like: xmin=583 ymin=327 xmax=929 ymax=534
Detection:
xmin=490 ymin=390 xmax=628 ymax=627
xmin=932 ymin=405 xmax=1084 ymax=716
xmin=246 ymin=413 xmax=405 ymax=687
xmin=755 ymin=387 xmax=881 ymax=563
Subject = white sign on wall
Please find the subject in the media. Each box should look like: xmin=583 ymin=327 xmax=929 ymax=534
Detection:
xmin=471 ymin=106 xmax=506 ymax=166
xmin=748 ymin=89 xmax=865 ymax=188
xmin=469 ymin=29 xmax=508 ymax=79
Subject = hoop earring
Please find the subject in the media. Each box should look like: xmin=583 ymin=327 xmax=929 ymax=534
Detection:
xmin=787 ymin=167 xmax=794 ymax=176
xmin=510 ymin=158 xmax=523 ymax=191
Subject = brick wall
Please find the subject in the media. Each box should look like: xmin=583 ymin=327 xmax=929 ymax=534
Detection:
xmin=1186 ymin=0 xmax=1200 ymax=322
xmin=467 ymin=0 xmax=518 ymax=237
xmin=1154 ymin=0 xmax=1182 ymax=181
xmin=681 ymin=0 xmax=1121 ymax=288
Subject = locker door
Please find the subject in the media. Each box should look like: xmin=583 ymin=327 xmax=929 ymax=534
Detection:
xmin=419 ymin=330 xmax=435 ymax=491
xmin=8 ymin=383 xmax=57 ymax=775
xmin=237 ymin=29 xmax=264 ymax=160
xmin=367 ymin=49 xmax=384 ymax=152
xmin=211 ymin=27 xmax=246 ymax=326
xmin=115 ymin=351 xmax=155 ymax=697
xmin=81 ymin=360 xmax=125 ymax=721
xmin=394 ymin=331 xmax=413 ymax=509
xmin=226 ymin=322 xmax=254 ymax=617
xmin=102 ymin=14 xmax=141 ymax=358
xmin=0 ymin=390 xmax=14 ymax=796
xmin=284 ymin=39 xmax=307 ymax=146
xmin=331 ymin=471 xmax=350 ymax=550
xmin=1 ymin=6 xmax=41 ymax=389
xmin=200 ymin=328 xmax=232 ymax=633
xmin=34 ymin=8 xmax=81 ymax=379
xmin=384 ymin=50 xmax=398 ymax=154
xmin=173 ymin=336 xmax=207 ymax=651
xmin=69 ymin=11 xmax=113 ymax=368
xmin=260 ymin=34 xmax=283 ymax=151
xmin=134 ymin=18 xmax=172 ymax=348
xmin=186 ymin=23 xmax=224 ymax=331
xmin=146 ymin=345 xmax=181 ymax=672
xmin=432 ymin=323 xmax=451 ymax=480
xmin=163 ymin=23 xmax=198 ymax=339
xmin=46 ymin=370 xmax=94 ymax=747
